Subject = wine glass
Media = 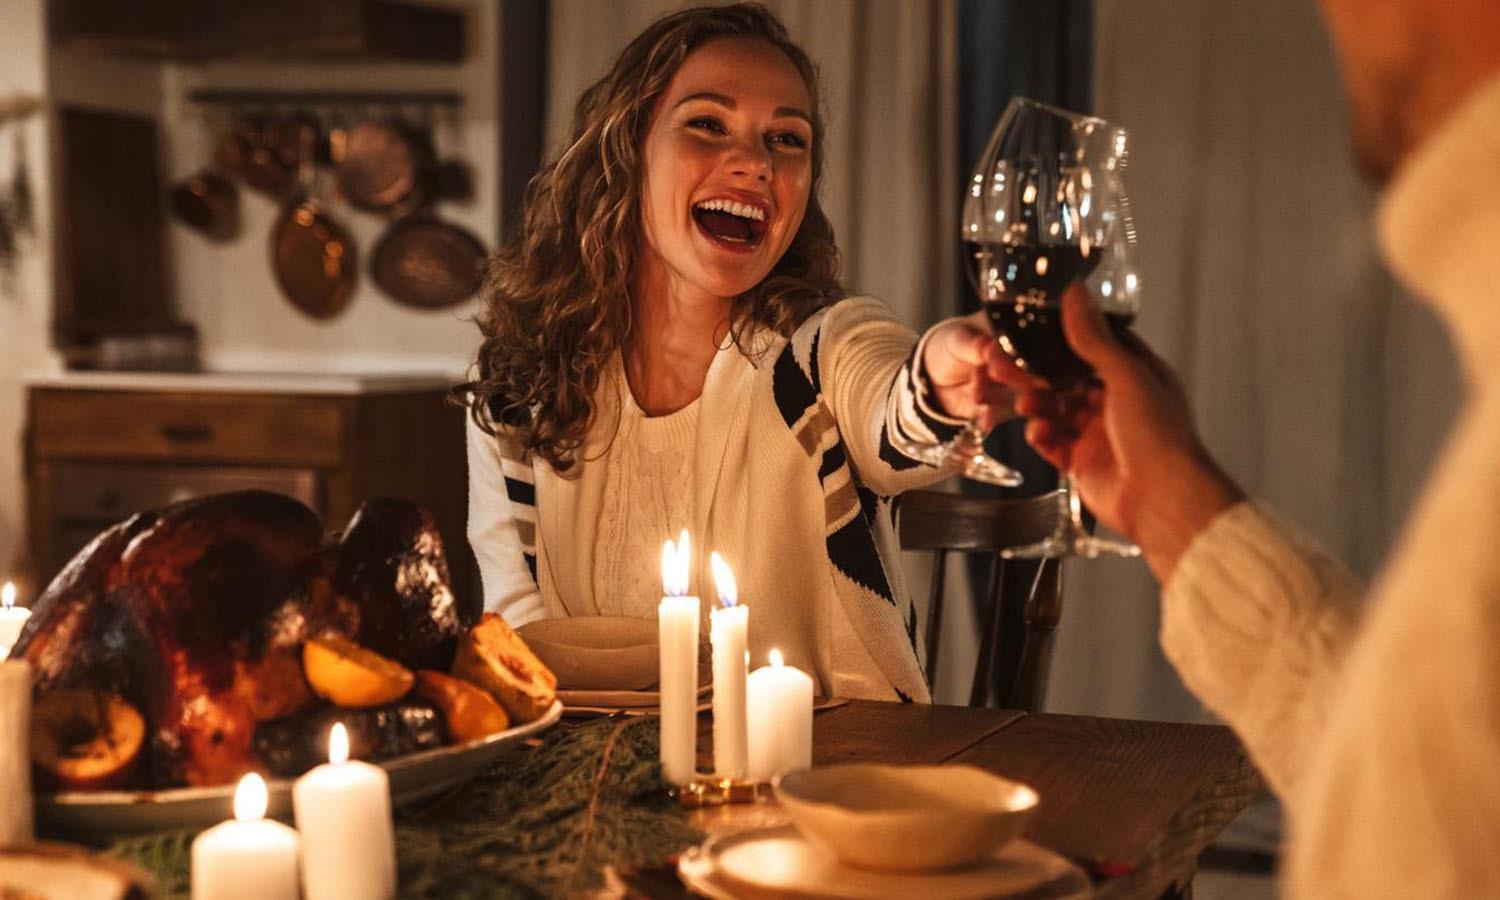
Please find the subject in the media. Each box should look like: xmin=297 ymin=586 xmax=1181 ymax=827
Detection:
xmin=969 ymin=97 xmax=1142 ymax=559
xmin=885 ymin=142 xmax=1043 ymax=488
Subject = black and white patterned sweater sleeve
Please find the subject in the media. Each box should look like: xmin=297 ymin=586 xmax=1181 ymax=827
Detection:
xmin=808 ymin=296 xmax=967 ymax=497
xmin=465 ymin=406 xmax=546 ymax=625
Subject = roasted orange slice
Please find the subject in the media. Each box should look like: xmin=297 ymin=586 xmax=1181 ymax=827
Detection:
xmin=31 ymin=690 xmax=146 ymax=790
xmin=414 ymin=670 xmax=510 ymax=742
xmin=303 ymin=635 xmax=415 ymax=708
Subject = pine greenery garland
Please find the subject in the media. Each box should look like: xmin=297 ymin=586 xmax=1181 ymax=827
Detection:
xmin=109 ymin=717 xmax=702 ymax=898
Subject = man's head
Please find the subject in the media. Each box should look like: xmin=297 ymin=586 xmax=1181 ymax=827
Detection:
xmin=1318 ymin=0 xmax=1500 ymax=182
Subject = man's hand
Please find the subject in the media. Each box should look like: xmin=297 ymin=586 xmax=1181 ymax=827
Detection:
xmin=923 ymin=310 xmax=1043 ymax=430
xmin=1014 ymin=286 xmax=1245 ymax=582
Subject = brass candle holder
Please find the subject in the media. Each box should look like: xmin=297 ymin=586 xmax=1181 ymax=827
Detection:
xmin=674 ymin=774 xmax=772 ymax=808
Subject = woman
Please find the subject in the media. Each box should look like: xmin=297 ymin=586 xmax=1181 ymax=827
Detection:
xmin=463 ymin=4 xmax=1026 ymax=702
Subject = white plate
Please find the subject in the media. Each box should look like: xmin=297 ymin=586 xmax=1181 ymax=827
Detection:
xmin=678 ymin=825 xmax=1091 ymax=900
xmin=37 ymin=700 xmax=563 ymax=840
xmin=558 ymin=682 xmax=712 ymax=714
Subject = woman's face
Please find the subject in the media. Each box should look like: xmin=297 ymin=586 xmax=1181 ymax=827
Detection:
xmin=636 ymin=37 xmax=815 ymax=304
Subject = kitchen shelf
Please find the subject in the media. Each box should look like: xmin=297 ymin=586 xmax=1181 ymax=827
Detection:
xmin=50 ymin=0 xmax=465 ymax=65
xmin=186 ymin=89 xmax=464 ymax=109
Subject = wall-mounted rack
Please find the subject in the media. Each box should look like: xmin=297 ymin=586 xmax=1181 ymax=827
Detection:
xmin=186 ymin=89 xmax=463 ymax=109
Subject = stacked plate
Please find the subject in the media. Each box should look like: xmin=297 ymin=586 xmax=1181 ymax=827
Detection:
xmin=519 ymin=617 xmax=712 ymax=717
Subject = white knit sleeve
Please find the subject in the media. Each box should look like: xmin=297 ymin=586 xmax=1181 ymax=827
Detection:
xmin=1281 ymin=390 xmax=1500 ymax=897
xmin=1160 ymin=500 xmax=1362 ymax=798
xmin=817 ymin=296 xmax=953 ymax=496
xmin=465 ymin=413 xmax=546 ymax=626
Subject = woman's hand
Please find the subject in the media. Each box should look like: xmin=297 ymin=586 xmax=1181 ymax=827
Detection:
xmin=922 ymin=311 xmax=1042 ymax=430
xmin=1015 ymin=286 xmax=1245 ymax=582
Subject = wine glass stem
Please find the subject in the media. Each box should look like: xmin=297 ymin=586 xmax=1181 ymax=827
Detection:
xmin=1059 ymin=472 xmax=1087 ymax=536
xmin=958 ymin=419 xmax=987 ymax=456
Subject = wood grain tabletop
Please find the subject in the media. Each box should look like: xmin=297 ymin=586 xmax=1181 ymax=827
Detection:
xmin=679 ymin=700 xmax=1262 ymax=899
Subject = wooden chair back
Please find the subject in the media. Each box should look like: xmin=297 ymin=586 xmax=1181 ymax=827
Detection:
xmin=897 ymin=489 xmax=1064 ymax=710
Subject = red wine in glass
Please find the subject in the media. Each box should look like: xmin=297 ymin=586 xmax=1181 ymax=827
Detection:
xmin=968 ymin=240 xmax=1133 ymax=387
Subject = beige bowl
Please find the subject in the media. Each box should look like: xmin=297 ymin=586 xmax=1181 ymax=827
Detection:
xmin=774 ymin=763 xmax=1039 ymax=872
xmin=517 ymin=617 xmax=659 ymax=691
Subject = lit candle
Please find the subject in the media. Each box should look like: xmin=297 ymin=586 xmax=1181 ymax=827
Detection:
xmin=746 ymin=649 xmax=814 ymax=783
xmin=658 ymin=531 xmax=700 ymax=786
xmin=190 ymin=773 xmax=300 ymax=900
xmin=292 ymin=723 xmax=397 ymax=900
xmin=0 ymin=658 xmax=33 ymax=847
xmin=0 ymin=583 xmax=30 ymax=660
xmin=709 ymin=552 xmax=748 ymax=779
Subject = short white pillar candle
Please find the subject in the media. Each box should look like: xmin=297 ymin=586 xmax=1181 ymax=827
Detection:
xmin=190 ymin=773 xmax=300 ymax=900
xmin=0 ymin=583 xmax=31 ymax=658
xmin=0 ymin=659 xmax=34 ymax=847
xmin=746 ymin=649 xmax=814 ymax=782
xmin=292 ymin=723 xmax=397 ymax=900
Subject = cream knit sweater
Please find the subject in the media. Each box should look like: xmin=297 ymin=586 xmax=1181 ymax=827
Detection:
xmin=468 ymin=297 xmax=958 ymax=702
xmin=1161 ymin=74 xmax=1500 ymax=897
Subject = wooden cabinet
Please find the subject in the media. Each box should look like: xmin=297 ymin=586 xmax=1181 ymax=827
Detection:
xmin=25 ymin=375 xmax=478 ymax=618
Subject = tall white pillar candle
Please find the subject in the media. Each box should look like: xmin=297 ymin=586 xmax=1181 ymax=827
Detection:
xmin=0 ymin=659 xmax=33 ymax=846
xmin=709 ymin=552 xmax=748 ymax=779
xmin=293 ymin=723 xmax=397 ymax=900
xmin=658 ymin=532 xmax=700 ymax=786
xmin=746 ymin=650 xmax=814 ymax=782
xmin=0 ymin=583 xmax=31 ymax=659
xmin=191 ymin=773 xmax=300 ymax=900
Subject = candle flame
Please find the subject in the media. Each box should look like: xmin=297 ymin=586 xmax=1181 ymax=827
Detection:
xmin=1 ymin=582 xmax=14 ymax=610
xmin=661 ymin=533 xmax=691 ymax=597
xmin=769 ymin=648 xmax=784 ymax=668
xmin=710 ymin=551 xmax=737 ymax=608
xmin=233 ymin=772 xmax=268 ymax=821
xmin=329 ymin=722 xmax=350 ymax=765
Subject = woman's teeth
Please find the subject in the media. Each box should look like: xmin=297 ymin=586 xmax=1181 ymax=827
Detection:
xmin=693 ymin=198 xmax=765 ymax=222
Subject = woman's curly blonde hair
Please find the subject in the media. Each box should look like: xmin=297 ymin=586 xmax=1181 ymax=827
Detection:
xmin=461 ymin=2 xmax=843 ymax=471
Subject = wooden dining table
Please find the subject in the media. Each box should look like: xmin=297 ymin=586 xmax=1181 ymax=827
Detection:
xmin=668 ymin=699 xmax=1264 ymax=900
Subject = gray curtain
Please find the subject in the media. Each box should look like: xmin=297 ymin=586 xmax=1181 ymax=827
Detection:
xmin=1046 ymin=0 xmax=1461 ymax=726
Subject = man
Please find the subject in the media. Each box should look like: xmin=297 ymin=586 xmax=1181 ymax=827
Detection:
xmin=1019 ymin=1 xmax=1500 ymax=895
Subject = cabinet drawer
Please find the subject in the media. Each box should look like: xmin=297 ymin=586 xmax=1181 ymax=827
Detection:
xmin=47 ymin=462 xmax=321 ymax=574
xmin=54 ymin=462 xmax=320 ymax=521
xmin=30 ymin=390 xmax=344 ymax=466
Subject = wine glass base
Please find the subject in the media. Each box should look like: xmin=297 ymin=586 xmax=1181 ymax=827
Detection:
xmin=889 ymin=436 xmax=1024 ymax=488
xmin=960 ymin=453 xmax=1024 ymax=488
xmin=1001 ymin=531 xmax=1141 ymax=560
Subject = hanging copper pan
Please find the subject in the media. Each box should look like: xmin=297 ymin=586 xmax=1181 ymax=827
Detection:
xmin=215 ymin=118 xmax=293 ymax=197
xmin=369 ymin=215 xmax=486 ymax=309
xmin=336 ymin=119 xmax=431 ymax=215
xmin=169 ymin=169 xmax=239 ymax=241
xmin=268 ymin=111 xmax=323 ymax=171
xmin=271 ymin=127 xmax=356 ymax=319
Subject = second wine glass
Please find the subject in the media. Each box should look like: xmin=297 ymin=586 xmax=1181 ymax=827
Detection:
xmin=969 ymin=97 xmax=1142 ymax=559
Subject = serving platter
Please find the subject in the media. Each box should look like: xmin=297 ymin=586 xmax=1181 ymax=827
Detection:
xmin=37 ymin=700 xmax=564 ymax=840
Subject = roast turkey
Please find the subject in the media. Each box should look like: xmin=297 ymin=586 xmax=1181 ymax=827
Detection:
xmin=10 ymin=491 xmax=468 ymax=788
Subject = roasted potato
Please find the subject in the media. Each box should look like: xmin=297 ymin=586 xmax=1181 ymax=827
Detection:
xmin=451 ymin=614 xmax=557 ymax=724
